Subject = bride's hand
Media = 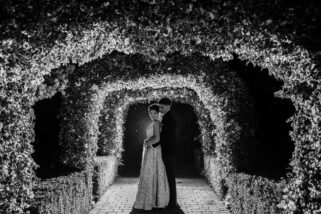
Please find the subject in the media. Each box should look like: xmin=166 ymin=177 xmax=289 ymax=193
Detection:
xmin=143 ymin=139 xmax=149 ymax=147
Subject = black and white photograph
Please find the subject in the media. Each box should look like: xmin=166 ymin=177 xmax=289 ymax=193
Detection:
xmin=0 ymin=0 xmax=320 ymax=213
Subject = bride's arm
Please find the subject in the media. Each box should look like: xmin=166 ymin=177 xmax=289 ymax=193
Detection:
xmin=144 ymin=121 xmax=160 ymax=146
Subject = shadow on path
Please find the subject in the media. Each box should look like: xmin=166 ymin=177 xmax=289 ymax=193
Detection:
xmin=130 ymin=206 xmax=185 ymax=214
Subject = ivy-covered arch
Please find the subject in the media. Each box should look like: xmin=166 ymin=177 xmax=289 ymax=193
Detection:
xmin=97 ymin=87 xmax=216 ymax=158
xmin=60 ymin=54 xmax=255 ymax=176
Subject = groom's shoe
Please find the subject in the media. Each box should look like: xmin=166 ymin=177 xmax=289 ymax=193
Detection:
xmin=167 ymin=202 xmax=180 ymax=209
xmin=153 ymin=207 xmax=165 ymax=211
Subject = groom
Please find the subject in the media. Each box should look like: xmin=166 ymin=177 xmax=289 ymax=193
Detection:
xmin=152 ymin=97 xmax=179 ymax=208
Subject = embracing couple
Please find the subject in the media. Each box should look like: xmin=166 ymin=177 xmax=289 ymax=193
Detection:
xmin=133 ymin=97 xmax=179 ymax=211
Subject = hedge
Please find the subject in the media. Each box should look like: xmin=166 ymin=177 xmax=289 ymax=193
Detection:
xmin=204 ymin=155 xmax=229 ymax=200
xmin=28 ymin=170 xmax=93 ymax=214
xmin=204 ymin=155 xmax=286 ymax=214
xmin=226 ymin=173 xmax=286 ymax=214
xmin=92 ymin=156 xmax=118 ymax=202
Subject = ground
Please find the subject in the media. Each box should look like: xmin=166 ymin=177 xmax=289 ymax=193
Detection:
xmin=89 ymin=177 xmax=230 ymax=214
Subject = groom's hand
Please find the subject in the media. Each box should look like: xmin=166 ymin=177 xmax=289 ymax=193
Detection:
xmin=152 ymin=143 xmax=160 ymax=148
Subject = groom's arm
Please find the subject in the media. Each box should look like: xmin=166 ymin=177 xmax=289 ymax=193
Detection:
xmin=145 ymin=122 xmax=161 ymax=146
xmin=156 ymin=115 xmax=176 ymax=149
xmin=151 ymin=130 xmax=162 ymax=148
xmin=151 ymin=142 xmax=161 ymax=148
xmin=152 ymin=116 xmax=168 ymax=148
xmin=152 ymin=115 xmax=174 ymax=148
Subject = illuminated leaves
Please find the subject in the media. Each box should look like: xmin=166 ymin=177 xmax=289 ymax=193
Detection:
xmin=60 ymin=54 xmax=254 ymax=184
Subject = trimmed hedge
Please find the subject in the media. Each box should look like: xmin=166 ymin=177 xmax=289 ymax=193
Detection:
xmin=92 ymin=156 xmax=118 ymax=202
xmin=29 ymin=170 xmax=93 ymax=214
xmin=204 ymin=155 xmax=229 ymax=200
xmin=204 ymin=155 xmax=285 ymax=214
xmin=226 ymin=173 xmax=285 ymax=214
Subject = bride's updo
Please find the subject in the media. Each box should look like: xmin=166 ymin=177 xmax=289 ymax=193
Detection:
xmin=148 ymin=103 xmax=159 ymax=113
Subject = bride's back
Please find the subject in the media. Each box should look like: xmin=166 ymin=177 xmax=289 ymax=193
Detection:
xmin=146 ymin=123 xmax=154 ymax=139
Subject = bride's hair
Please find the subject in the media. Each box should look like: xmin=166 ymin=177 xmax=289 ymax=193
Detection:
xmin=148 ymin=103 xmax=159 ymax=113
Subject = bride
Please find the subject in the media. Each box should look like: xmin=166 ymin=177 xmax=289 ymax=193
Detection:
xmin=133 ymin=103 xmax=169 ymax=210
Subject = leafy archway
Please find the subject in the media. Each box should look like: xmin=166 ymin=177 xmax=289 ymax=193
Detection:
xmin=100 ymin=89 xmax=210 ymax=177
xmin=60 ymin=53 xmax=255 ymax=175
xmin=98 ymin=87 xmax=215 ymax=158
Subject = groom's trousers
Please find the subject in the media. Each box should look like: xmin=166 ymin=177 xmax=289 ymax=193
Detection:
xmin=162 ymin=154 xmax=177 ymax=205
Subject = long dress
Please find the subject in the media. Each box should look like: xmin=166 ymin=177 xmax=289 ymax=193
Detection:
xmin=133 ymin=122 xmax=170 ymax=210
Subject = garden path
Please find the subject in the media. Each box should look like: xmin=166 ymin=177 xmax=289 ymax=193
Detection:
xmin=89 ymin=177 xmax=231 ymax=214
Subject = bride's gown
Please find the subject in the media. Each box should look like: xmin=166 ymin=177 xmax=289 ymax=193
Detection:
xmin=133 ymin=122 xmax=170 ymax=210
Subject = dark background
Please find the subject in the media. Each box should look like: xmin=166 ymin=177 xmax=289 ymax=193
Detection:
xmin=118 ymin=102 xmax=203 ymax=177
xmin=228 ymin=55 xmax=295 ymax=179
xmin=32 ymin=92 xmax=78 ymax=179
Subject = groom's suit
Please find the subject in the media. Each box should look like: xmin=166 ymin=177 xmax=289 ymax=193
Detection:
xmin=152 ymin=111 xmax=177 ymax=205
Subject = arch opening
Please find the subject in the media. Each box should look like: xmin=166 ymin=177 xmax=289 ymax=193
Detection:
xmin=93 ymin=86 xmax=215 ymax=202
xmin=118 ymin=102 xmax=203 ymax=178
xmin=97 ymin=86 xmax=214 ymax=160
xmin=228 ymin=55 xmax=296 ymax=180
xmin=32 ymin=92 xmax=77 ymax=179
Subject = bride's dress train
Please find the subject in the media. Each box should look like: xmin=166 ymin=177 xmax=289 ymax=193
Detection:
xmin=133 ymin=123 xmax=169 ymax=210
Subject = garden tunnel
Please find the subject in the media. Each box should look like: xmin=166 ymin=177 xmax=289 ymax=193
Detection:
xmin=97 ymin=87 xmax=216 ymax=178
xmin=59 ymin=53 xmax=256 ymax=172
xmin=1 ymin=1 xmax=321 ymax=213
xmin=50 ymin=53 xmax=259 ymax=204
xmin=28 ymin=51 xmax=298 ymax=214
xmin=91 ymin=84 xmax=222 ymax=202
xmin=5 ymin=49 xmax=318 ymax=214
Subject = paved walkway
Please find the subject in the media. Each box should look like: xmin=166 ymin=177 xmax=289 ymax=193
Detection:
xmin=89 ymin=177 xmax=231 ymax=214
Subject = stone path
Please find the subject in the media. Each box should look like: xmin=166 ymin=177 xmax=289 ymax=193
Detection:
xmin=89 ymin=177 xmax=231 ymax=214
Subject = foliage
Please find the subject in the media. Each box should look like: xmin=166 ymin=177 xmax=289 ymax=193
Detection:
xmin=29 ymin=170 xmax=92 ymax=214
xmin=61 ymin=53 xmax=254 ymax=174
xmin=204 ymin=155 xmax=229 ymax=200
xmin=226 ymin=173 xmax=286 ymax=214
xmin=0 ymin=0 xmax=320 ymax=212
xmin=204 ymin=155 xmax=286 ymax=213
xmin=92 ymin=156 xmax=118 ymax=202
xmin=1 ymin=0 xmax=320 ymax=52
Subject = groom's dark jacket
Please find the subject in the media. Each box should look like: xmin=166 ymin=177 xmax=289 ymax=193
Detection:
xmin=153 ymin=111 xmax=176 ymax=156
